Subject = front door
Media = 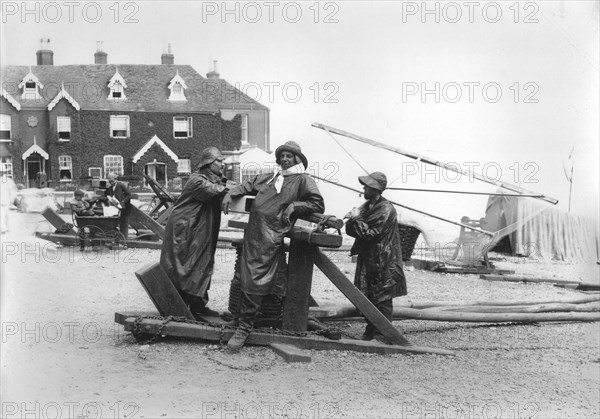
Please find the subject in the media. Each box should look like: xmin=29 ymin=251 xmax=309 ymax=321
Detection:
xmin=25 ymin=156 xmax=42 ymax=188
xmin=145 ymin=162 xmax=167 ymax=187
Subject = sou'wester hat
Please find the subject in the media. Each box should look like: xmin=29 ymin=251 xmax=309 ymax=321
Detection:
xmin=275 ymin=141 xmax=308 ymax=169
xmin=199 ymin=146 xmax=224 ymax=168
xmin=358 ymin=172 xmax=387 ymax=192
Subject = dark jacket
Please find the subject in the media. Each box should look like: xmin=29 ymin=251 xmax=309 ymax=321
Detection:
xmin=105 ymin=181 xmax=132 ymax=215
xmin=229 ymin=172 xmax=324 ymax=296
xmin=345 ymin=196 xmax=407 ymax=302
xmin=160 ymin=169 xmax=228 ymax=298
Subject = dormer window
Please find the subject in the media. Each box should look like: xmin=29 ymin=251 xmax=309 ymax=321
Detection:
xmin=19 ymin=68 xmax=43 ymax=101
xmin=168 ymin=70 xmax=187 ymax=101
xmin=107 ymin=68 xmax=127 ymax=101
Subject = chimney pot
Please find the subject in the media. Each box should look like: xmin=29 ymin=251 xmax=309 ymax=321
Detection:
xmin=94 ymin=42 xmax=107 ymax=64
xmin=36 ymin=38 xmax=53 ymax=65
xmin=161 ymin=43 xmax=174 ymax=65
xmin=206 ymin=60 xmax=220 ymax=79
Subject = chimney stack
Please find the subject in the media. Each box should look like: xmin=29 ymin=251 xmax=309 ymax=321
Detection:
xmin=161 ymin=44 xmax=174 ymax=65
xmin=36 ymin=38 xmax=53 ymax=65
xmin=94 ymin=41 xmax=107 ymax=64
xmin=206 ymin=60 xmax=220 ymax=79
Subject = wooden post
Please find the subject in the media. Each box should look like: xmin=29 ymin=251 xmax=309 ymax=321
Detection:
xmin=129 ymin=205 xmax=166 ymax=240
xmin=282 ymin=239 xmax=315 ymax=332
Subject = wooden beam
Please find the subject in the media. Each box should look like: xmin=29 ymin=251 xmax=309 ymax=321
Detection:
xmin=41 ymin=207 xmax=75 ymax=235
xmin=114 ymin=313 xmax=455 ymax=355
xmin=129 ymin=205 xmax=166 ymax=240
xmin=480 ymin=274 xmax=581 ymax=286
xmin=228 ymin=219 xmax=342 ymax=248
xmin=134 ymin=263 xmax=194 ymax=320
xmin=313 ymin=249 xmax=412 ymax=346
xmin=282 ymin=240 xmax=315 ymax=331
xmin=269 ymin=343 xmax=312 ymax=363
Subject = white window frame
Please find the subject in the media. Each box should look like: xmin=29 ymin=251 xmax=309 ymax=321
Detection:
xmin=58 ymin=155 xmax=73 ymax=181
xmin=0 ymin=114 xmax=11 ymax=142
xmin=241 ymin=114 xmax=249 ymax=145
xmin=171 ymin=83 xmax=184 ymax=100
xmin=110 ymin=115 xmax=130 ymax=138
xmin=23 ymin=81 xmax=41 ymax=100
xmin=57 ymin=116 xmax=71 ymax=141
xmin=177 ymin=158 xmax=191 ymax=174
xmin=104 ymin=155 xmax=124 ymax=177
xmin=109 ymin=81 xmax=126 ymax=100
xmin=89 ymin=167 xmax=102 ymax=178
xmin=1 ymin=156 xmax=13 ymax=179
xmin=173 ymin=117 xmax=193 ymax=138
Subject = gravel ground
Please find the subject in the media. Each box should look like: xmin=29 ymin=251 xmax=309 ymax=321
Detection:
xmin=1 ymin=211 xmax=599 ymax=418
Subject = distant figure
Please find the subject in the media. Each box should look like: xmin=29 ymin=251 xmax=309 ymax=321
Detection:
xmin=1 ymin=176 xmax=17 ymax=234
xmin=226 ymin=141 xmax=325 ymax=351
xmin=105 ymin=173 xmax=132 ymax=239
xmin=344 ymin=172 xmax=407 ymax=343
xmin=69 ymin=189 xmax=95 ymax=216
xmin=160 ymin=147 xmax=232 ymax=318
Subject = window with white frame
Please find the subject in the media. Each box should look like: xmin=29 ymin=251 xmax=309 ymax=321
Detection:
xmin=177 ymin=159 xmax=191 ymax=174
xmin=1 ymin=156 xmax=13 ymax=179
xmin=110 ymin=116 xmax=130 ymax=138
xmin=89 ymin=167 xmax=102 ymax=178
xmin=110 ymin=81 xmax=125 ymax=99
xmin=170 ymin=83 xmax=185 ymax=101
xmin=58 ymin=155 xmax=73 ymax=181
xmin=241 ymin=114 xmax=249 ymax=145
xmin=173 ymin=117 xmax=193 ymax=138
xmin=104 ymin=155 xmax=124 ymax=177
xmin=0 ymin=114 xmax=11 ymax=141
xmin=57 ymin=116 xmax=71 ymax=140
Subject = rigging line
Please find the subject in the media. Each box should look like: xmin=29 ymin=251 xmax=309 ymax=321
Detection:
xmin=385 ymin=187 xmax=545 ymax=198
xmin=312 ymin=175 xmax=492 ymax=236
xmin=321 ymin=125 xmax=370 ymax=176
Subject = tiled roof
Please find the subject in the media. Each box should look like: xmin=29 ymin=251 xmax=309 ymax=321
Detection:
xmin=0 ymin=64 xmax=268 ymax=112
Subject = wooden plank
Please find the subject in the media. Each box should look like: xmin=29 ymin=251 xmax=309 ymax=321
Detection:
xmin=134 ymin=263 xmax=194 ymax=320
xmin=129 ymin=205 xmax=166 ymax=240
xmin=156 ymin=206 xmax=174 ymax=225
xmin=313 ymin=249 xmax=412 ymax=346
xmin=282 ymin=240 xmax=315 ymax=332
xmin=228 ymin=219 xmax=342 ymax=248
xmin=269 ymin=343 xmax=312 ymax=363
xmin=41 ymin=207 xmax=76 ymax=235
xmin=481 ymin=274 xmax=581 ymax=286
xmin=114 ymin=313 xmax=455 ymax=355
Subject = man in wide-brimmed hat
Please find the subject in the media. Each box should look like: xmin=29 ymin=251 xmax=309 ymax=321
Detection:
xmin=160 ymin=146 xmax=232 ymax=318
xmin=345 ymin=171 xmax=407 ymax=343
xmin=226 ymin=140 xmax=324 ymax=351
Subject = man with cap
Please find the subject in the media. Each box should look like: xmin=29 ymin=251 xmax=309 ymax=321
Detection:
xmin=70 ymin=189 xmax=96 ymax=216
xmin=226 ymin=141 xmax=324 ymax=351
xmin=105 ymin=172 xmax=132 ymax=238
xmin=344 ymin=172 xmax=407 ymax=342
xmin=160 ymin=146 xmax=232 ymax=318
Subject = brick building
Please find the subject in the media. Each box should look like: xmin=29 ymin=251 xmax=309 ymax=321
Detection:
xmin=0 ymin=42 xmax=270 ymax=188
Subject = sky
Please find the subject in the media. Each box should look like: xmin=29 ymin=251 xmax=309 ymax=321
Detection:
xmin=1 ymin=0 xmax=598 ymax=240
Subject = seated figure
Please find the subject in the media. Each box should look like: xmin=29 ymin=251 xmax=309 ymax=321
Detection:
xmin=70 ymin=189 xmax=96 ymax=216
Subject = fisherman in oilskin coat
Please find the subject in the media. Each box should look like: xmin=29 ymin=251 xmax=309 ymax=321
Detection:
xmin=160 ymin=147 xmax=232 ymax=318
xmin=344 ymin=171 xmax=407 ymax=342
xmin=226 ymin=141 xmax=325 ymax=351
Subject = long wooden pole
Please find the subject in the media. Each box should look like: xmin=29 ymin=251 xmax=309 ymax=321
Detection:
xmin=312 ymin=122 xmax=559 ymax=205
xmin=313 ymin=175 xmax=493 ymax=236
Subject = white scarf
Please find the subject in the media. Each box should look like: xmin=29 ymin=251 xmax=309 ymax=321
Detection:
xmin=269 ymin=163 xmax=306 ymax=193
